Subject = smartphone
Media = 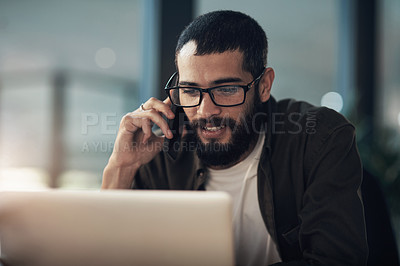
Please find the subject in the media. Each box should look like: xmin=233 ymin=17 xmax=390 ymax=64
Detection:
xmin=164 ymin=105 xmax=187 ymax=160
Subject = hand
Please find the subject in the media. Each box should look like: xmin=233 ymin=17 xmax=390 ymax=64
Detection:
xmin=101 ymin=97 xmax=175 ymax=189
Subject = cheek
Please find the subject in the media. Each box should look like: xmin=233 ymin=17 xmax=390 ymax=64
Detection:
xmin=237 ymin=94 xmax=255 ymax=116
xmin=183 ymin=108 xmax=197 ymax=121
xmin=220 ymin=108 xmax=243 ymax=123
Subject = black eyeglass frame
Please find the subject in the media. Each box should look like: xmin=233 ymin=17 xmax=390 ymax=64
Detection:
xmin=164 ymin=68 xmax=266 ymax=108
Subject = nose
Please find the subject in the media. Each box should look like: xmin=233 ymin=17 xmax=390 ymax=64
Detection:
xmin=197 ymin=92 xmax=221 ymax=118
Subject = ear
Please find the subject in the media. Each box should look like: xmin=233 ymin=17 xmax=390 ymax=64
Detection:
xmin=258 ymin=67 xmax=275 ymax=103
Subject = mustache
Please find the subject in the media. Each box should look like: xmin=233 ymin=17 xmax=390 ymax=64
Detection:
xmin=189 ymin=117 xmax=238 ymax=130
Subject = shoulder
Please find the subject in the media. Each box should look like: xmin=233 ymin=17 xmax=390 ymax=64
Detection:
xmin=269 ymin=98 xmax=357 ymax=169
xmin=274 ymin=98 xmax=354 ymax=136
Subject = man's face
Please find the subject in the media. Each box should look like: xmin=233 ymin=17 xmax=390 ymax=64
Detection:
xmin=176 ymin=41 xmax=273 ymax=168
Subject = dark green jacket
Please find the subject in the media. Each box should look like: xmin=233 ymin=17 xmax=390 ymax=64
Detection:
xmin=133 ymin=97 xmax=368 ymax=266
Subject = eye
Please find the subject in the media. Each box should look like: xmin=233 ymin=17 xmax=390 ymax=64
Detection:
xmin=181 ymin=88 xmax=199 ymax=96
xmin=214 ymin=86 xmax=240 ymax=95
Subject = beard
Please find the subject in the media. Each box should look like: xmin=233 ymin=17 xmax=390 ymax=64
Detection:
xmin=186 ymin=100 xmax=264 ymax=168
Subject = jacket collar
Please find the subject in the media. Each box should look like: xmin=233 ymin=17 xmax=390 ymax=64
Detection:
xmin=263 ymin=96 xmax=276 ymax=155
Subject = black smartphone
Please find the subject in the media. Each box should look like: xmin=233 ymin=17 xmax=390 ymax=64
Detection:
xmin=164 ymin=105 xmax=187 ymax=160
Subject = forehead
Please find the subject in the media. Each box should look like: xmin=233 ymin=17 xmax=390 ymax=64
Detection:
xmin=176 ymin=41 xmax=250 ymax=84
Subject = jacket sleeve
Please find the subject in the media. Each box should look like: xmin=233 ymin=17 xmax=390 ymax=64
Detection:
xmin=298 ymin=123 xmax=368 ymax=265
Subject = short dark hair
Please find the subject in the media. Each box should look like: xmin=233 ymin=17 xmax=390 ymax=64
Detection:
xmin=175 ymin=10 xmax=268 ymax=78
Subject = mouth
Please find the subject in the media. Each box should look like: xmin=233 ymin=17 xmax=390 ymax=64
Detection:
xmin=190 ymin=117 xmax=236 ymax=141
xmin=202 ymin=125 xmax=226 ymax=131
xmin=199 ymin=124 xmax=228 ymax=139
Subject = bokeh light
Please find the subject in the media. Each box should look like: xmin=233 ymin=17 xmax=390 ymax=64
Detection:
xmin=95 ymin=47 xmax=116 ymax=69
xmin=321 ymin=92 xmax=344 ymax=112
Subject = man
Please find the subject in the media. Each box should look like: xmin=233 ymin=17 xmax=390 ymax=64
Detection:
xmin=102 ymin=10 xmax=368 ymax=265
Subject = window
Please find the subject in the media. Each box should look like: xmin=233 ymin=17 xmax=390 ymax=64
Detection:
xmin=0 ymin=0 xmax=148 ymax=190
xmin=196 ymin=0 xmax=342 ymax=109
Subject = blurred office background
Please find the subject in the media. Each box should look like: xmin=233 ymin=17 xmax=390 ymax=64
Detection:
xmin=0 ymin=0 xmax=399 ymax=254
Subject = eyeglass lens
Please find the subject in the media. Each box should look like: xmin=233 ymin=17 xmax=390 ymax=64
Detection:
xmin=169 ymin=86 xmax=245 ymax=107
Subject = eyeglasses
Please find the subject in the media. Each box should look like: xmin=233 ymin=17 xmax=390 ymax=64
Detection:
xmin=164 ymin=68 xmax=266 ymax=108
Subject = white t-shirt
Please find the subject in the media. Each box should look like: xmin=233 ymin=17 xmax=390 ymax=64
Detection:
xmin=206 ymin=132 xmax=281 ymax=266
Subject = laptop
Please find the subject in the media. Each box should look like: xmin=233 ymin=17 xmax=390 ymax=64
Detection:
xmin=0 ymin=190 xmax=234 ymax=266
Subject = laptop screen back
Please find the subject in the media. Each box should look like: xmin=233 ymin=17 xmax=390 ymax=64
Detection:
xmin=0 ymin=190 xmax=234 ymax=266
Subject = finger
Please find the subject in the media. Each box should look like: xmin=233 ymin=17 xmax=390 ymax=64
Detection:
xmin=142 ymin=110 xmax=173 ymax=139
xmin=142 ymin=97 xmax=174 ymax=119
xmin=128 ymin=110 xmax=173 ymax=139
xmin=163 ymin=97 xmax=172 ymax=106
xmin=121 ymin=114 xmax=139 ymax=133
xmin=141 ymin=118 xmax=153 ymax=144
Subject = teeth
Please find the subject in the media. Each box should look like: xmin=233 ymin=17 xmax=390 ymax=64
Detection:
xmin=204 ymin=125 xmax=225 ymax=131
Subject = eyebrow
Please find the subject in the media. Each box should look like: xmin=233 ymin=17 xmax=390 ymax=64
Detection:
xmin=178 ymin=77 xmax=244 ymax=87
